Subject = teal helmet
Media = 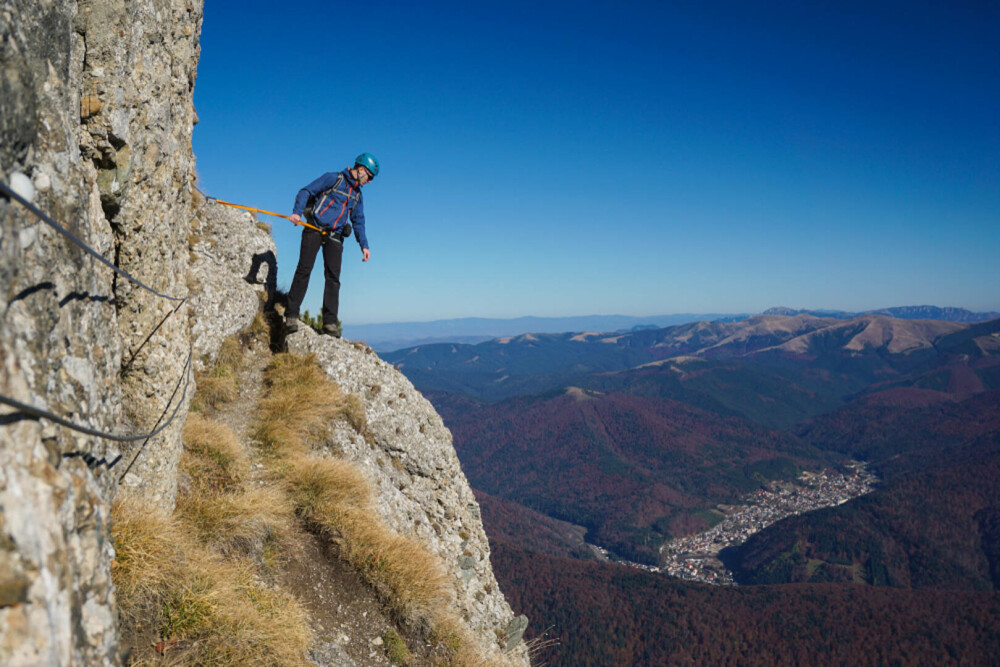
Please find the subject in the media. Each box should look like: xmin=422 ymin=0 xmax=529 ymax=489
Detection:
xmin=354 ymin=153 xmax=379 ymax=179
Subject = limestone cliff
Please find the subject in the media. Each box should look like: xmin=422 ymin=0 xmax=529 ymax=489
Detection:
xmin=1 ymin=1 xmax=526 ymax=664
xmin=2 ymin=0 xmax=206 ymax=662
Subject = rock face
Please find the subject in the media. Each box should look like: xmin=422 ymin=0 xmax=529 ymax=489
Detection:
xmin=188 ymin=199 xmax=276 ymax=371
xmin=289 ymin=330 xmax=531 ymax=665
xmin=0 ymin=0 xmax=210 ymax=663
xmin=78 ymin=0 xmax=204 ymax=510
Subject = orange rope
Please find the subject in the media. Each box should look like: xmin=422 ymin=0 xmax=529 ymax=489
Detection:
xmin=212 ymin=198 xmax=328 ymax=234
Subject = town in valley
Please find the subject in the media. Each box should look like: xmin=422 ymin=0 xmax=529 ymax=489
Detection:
xmin=592 ymin=462 xmax=878 ymax=585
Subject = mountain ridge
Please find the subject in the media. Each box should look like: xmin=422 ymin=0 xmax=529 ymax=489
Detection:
xmin=387 ymin=313 xmax=1000 ymax=404
xmin=764 ymin=305 xmax=1000 ymax=322
xmin=348 ymin=312 xmax=745 ymax=351
xmin=357 ymin=306 xmax=999 ymax=351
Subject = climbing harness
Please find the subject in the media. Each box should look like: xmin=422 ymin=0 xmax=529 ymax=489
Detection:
xmin=312 ymin=179 xmax=355 ymax=235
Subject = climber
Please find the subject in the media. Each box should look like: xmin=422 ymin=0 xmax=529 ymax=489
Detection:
xmin=284 ymin=153 xmax=378 ymax=338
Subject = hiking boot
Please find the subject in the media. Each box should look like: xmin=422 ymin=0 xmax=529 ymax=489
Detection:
xmin=285 ymin=316 xmax=299 ymax=333
xmin=322 ymin=324 xmax=341 ymax=338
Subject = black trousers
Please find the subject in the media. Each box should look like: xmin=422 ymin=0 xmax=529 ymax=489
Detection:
xmin=286 ymin=228 xmax=343 ymax=325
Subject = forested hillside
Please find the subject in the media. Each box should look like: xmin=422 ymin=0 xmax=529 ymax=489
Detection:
xmin=492 ymin=542 xmax=1000 ymax=666
xmin=720 ymin=389 xmax=1000 ymax=587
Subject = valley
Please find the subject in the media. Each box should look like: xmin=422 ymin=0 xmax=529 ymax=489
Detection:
xmin=389 ymin=311 xmax=1000 ymax=664
xmin=573 ymin=462 xmax=878 ymax=585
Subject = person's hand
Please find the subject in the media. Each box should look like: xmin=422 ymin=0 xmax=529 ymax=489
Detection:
xmin=362 ymin=248 xmax=370 ymax=262
xmin=289 ymin=213 xmax=301 ymax=224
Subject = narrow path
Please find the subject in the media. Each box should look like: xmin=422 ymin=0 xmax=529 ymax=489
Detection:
xmin=204 ymin=342 xmax=424 ymax=667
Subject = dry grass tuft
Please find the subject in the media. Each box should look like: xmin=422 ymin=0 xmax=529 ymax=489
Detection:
xmin=193 ymin=365 xmax=239 ymax=411
xmin=285 ymin=456 xmax=451 ymax=620
xmin=382 ymin=628 xmax=413 ymax=665
xmin=254 ymin=353 xmax=365 ymax=454
xmin=426 ymin=608 xmax=536 ymax=666
xmin=113 ymin=499 xmax=190 ymax=628
xmin=199 ymin=561 xmax=310 ymax=666
xmin=112 ymin=496 xmax=312 ymax=666
xmin=177 ymin=486 xmax=293 ymax=558
xmin=246 ymin=310 xmax=271 ymax=347
xmin=182 ymin=413 xmax=247 ymax=489
xmin=180 ymin=415 xmax=293 ymax=558
xmin=343 ymin=392 xmax=367 ymax=433
xmin=216 ymin=336 xmax=244 ymax=372
xmin=287 ymin=455 xmax=372 ymax=514
xmin=426 ymin=613 xmax=505 ymax=667
xmin=342 ymin=518 xmax=452 ymax=618
xmin=191 ymin=333 xmax=250 ymax=413
xmin=523 ymin=627 xmax=560 ymax=666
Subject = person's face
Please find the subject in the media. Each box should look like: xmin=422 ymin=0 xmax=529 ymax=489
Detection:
xmin=356 ymin=166 xmax=374 ymax=186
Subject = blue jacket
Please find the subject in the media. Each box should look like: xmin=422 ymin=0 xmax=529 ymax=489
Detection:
xmin=292 ymin=169 xmax=368 ymax=249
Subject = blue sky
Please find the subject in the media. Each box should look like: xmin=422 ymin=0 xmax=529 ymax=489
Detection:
xmin=193 ymin=1 xmax=1000 ymax=325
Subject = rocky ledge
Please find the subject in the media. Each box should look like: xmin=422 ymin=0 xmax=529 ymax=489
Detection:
xmin=288 ymin=328 xmax=530 ymax=664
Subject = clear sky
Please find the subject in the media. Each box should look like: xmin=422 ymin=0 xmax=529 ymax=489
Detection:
xmin=192 ymin=0 xmax=1000 ymax=325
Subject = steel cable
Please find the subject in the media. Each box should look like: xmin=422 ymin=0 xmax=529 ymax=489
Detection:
xmin=0 ymin=180 xmax=194 ymax=455
xmin=0 ymin=182 xmax=185 ymax=301
xmin=0 ymin=346 xmax=192 ymax=445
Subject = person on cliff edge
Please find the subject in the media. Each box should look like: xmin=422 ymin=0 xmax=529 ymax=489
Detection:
xmin=284 ymin=153 xmax=378 ymax=337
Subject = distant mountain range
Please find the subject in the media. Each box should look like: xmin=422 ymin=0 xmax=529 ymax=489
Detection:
xmin=764 ymin=305 xmax=1000 ymax=322
xmin=348 ymin=306 xmax=998 ymax=351
xmin=385 ymin=312 xmax=999 ymax=404
xmin=345 ymin=313 xmax=742 ymax=351
xmin=407 ymin=314 xmax=1000 ymax=564
xmin=390 ymin=312 xmax=1000 ymax=555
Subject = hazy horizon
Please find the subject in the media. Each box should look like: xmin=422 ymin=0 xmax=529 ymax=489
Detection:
xmin=341 ymin=303 xmax=999 ymax=329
